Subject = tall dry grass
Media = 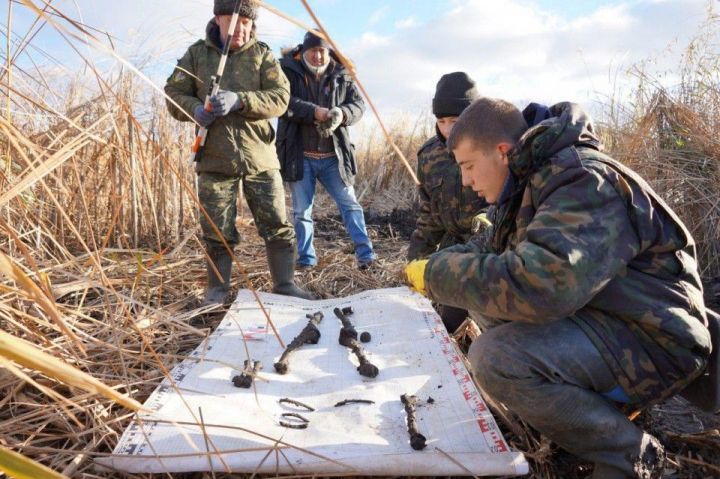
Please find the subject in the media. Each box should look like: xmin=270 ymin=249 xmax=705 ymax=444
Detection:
xmin=0 ymin=2 xmax=718 ymax=479
xmin=600 ymin=15 xmax=720 ymax=278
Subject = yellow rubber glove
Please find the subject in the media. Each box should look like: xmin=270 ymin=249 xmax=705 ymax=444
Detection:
xmin=405 ymin=259 xmax=429 ymax=296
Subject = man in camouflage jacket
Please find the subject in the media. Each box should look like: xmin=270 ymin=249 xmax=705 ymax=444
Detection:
xmin=164 ymin=0 xmax=313 ymax=304
xmin=409 ymin=98 xmax=713 ymax=478
xmin=408 ymin=72 xmax=487 ymax=332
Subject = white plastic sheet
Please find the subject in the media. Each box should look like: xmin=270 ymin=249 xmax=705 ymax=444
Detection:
xmin=97 ymin=287 xmax=528 ymax=476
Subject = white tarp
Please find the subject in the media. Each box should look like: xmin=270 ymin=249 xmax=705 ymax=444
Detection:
xmin=97 ymin=287 xmax=528 ymax=476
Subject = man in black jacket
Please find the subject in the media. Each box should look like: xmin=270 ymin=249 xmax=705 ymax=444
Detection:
xmin=277 ymin=32 xmax=376 ymax=270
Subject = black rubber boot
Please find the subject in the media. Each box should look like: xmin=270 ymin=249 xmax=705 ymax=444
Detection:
xmin=469 ymin=319 xmax=666 ymax=479
xmin=438 ymin=304 xmax=468 ymax=334
xmin=203 ymin=245 xmax=232 ymax=306
xmin=266 ymin=240 xmax=316 ymax=300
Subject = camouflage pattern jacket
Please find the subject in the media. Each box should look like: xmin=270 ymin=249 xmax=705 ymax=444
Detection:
xmin=407 ymin=134 xmax=488 ymax=261
xmin=425 ymin=103 xmax=712 ymax=404
xmin=164 ymin=20 xmax=289 ymax=177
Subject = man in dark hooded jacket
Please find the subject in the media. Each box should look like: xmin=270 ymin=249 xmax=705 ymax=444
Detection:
xmin=164 ymin=0 xmax=314 ymax=304
xmin=405 ymin=98 xmax=713 ymax=478
xmin=276 ymin=32 xmax=376 ymax=270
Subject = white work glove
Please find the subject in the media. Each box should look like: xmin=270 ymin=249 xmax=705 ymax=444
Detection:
xmin=317 ymin=107 xmax=343 ymax=138
xmin=209 ymin=89 xmax=243 ymax=116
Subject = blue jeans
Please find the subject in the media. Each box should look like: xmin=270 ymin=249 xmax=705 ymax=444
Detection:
xmin=289 ymin=156 xmax=375 ymax=266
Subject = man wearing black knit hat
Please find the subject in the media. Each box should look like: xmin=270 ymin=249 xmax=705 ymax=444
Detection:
xmin=165 ymin=0 xmax=315 ymax=305
xmin=407 ymin=72 xmax=489 ymax=333
xmin=277 ymin=32 xmax=376 ymax=270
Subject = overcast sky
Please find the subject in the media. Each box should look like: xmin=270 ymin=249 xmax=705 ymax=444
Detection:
xmin=6 ymin=0 xmax=717 ymax=121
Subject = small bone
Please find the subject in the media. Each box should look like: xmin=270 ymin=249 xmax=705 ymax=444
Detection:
xmin=279 ymin=398 xmax=315 ymax=411
xmin=401 ymin=394 xmax=427 ymax=450
xmin=279 ymin=412 xmax=310 ymax=429
xmin=232 ymin=360 xmax=262 ymax=388
xmin=334 ymin=307 xmax=358 ymax=343
xmin=350 ymin=339 xmax=379 ymax=378
xmin=274 ymin=312 xmax=324 ymax=375
xmin=334 ymin=399 xmax=375 ymax=407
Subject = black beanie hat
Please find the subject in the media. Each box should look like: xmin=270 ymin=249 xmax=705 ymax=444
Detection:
xmin=214 ymin=0 xmax=258 ymax=20
xmin=302 ymin=31 xmax=331 ymax=51
xmin=432 ymin=72 xmax=479 ymax=118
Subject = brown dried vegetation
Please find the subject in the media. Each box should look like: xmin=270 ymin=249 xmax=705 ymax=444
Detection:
xmin=0 ymin=3 xmax=718 ymax=479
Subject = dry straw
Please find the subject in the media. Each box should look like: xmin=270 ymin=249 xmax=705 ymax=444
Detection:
xmin=0 ymin=1 xmax=718 ymax=478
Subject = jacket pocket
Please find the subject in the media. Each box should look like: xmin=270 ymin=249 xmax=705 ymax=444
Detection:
xmin=248 ymin=120 xmax=275 ymax=145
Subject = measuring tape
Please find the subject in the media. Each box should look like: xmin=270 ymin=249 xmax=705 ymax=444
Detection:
xmin=426 ymin=311 xmax=510 ymax=454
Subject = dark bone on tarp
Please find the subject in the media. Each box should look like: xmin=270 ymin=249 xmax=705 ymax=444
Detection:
xmin=334 ymin=399 xmax=376 ymax=407
xmin=279 ymin=397 xmax=315 ymax=411
xmin=401 ymin=394 xmax=427 ymax=450
xmin=334 ymin=307 xmax=358 ymax=344
xmin=273 ymin=312 xmax=324 ymax=375
xmin=232 ymin=360 xmax=262 ymax=388
xmin=334 ymin=307 xmax=379 ymax=377
xmin=279 ymin=412 xmax=310 ymax=429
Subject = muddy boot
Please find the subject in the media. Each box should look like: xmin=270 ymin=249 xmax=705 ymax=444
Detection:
xmin=203 ymin=245 xmax=232 ymax=306
xmin=266 ymin=240 xmax=316 ymax=300
xmin=592 ymin=434 xmax=665 ymax=479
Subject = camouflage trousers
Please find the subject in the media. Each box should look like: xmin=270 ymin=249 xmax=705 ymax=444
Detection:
xmin=197 ymin=169 xmax=295 ymax=247
xmin=469 ymin=319 xmax=662 ymax=477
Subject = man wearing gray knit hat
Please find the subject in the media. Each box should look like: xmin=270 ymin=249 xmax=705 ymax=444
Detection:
xmin=213 ymin=0 xmax=257 ymax=18
xmin=165 ymin=0 xmax=315 ymax=305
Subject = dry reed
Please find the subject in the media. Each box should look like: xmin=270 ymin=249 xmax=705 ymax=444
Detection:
xmin=0 ymin=2 xmax=718 ymax=479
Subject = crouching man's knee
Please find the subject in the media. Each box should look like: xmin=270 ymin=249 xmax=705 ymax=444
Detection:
xmin=468 ymin=327 xmax=516 ymax=399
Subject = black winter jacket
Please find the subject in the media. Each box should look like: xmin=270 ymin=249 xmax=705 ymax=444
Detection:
xmin=277 ymin=48 xmax=365 ymax=185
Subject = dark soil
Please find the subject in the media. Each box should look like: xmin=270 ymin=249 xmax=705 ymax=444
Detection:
xmin=313 ymin=207 xmax=417 ymax=242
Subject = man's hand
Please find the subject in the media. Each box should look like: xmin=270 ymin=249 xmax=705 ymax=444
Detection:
xmin=193 ymin=104 xmax=218 ymax=127
xmin=472 ymin=212 xmax=493 ymax=234
xmin=317 ymin=107 xmax=343 ymax=138
xmin=405 ymin=259 xmax=429 ymax=296
xmin=314 ymin=107 xmax=330 ymax=122
xmin=209 ymin=90 xmax=243 ymax=116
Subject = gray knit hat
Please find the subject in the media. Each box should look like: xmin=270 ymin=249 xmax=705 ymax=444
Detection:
xmin=432 ymin=72 xmax=479 ymax=118
xmin=214 ymin=0 xmax=258 ymax=19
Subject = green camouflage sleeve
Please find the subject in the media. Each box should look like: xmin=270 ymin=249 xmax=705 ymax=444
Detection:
xmin=407 ymin=180 xmax=445 ymax=260
xmin=407 ymin=149 xmax=447 ymax=261
xmin=425 ymin=164 xmax=641 ymax=321
xmin=441 ymin=233 xmax=492 ymax=255
xmin=239 ymin=49 xmax=290 ymax=120
xmin=164 ymin=48 xmax=203 ymax=122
